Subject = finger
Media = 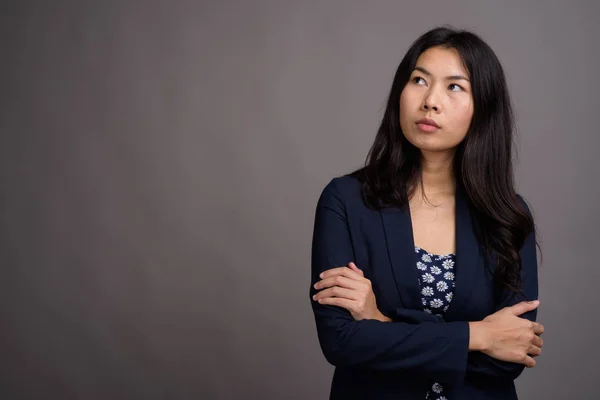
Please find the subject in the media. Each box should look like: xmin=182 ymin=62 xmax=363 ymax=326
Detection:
xmin=313 ymin=286 xmax=359 ymax=301
xmin=508 ymin=300 xmax=539 ymax=316
xmin=316 ymin=296 xmax=355 ymax=311
xmin=320 ymin=266 xmax=363 ymax=281
xmin=533 ymin=322 xmax=544 ymax=335
xmin=528 ymin=345 xmax=542 ymax=357
xmin=314 ymin=275 xmax=362 ymax=291
xmin=348 ymin=262 xmax=364 ymax=276
xmin=523 ymin=355 xmax=536 ymax=368
xmin=532 ymin=335 xmax=543 ymax=348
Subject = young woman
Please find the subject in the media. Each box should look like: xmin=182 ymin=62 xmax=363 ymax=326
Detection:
xmin=309 ymin=27 xmax=543 ymax=400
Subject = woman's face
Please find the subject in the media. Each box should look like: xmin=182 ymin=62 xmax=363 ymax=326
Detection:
xmin=399 ymin=46 xmax=474 ymax=153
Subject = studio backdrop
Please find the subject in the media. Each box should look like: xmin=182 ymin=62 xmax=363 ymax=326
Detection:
xmin=1 ymin=1 xmax=598 ymax=399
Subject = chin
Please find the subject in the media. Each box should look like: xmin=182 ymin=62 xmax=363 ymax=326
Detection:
xmin=406 ymin=134 xmax=444 ymax=150
xmin=406 ymin=131 xmax=462 ymax=153
xmin=417 ymin=145 xmax=454 ymax=153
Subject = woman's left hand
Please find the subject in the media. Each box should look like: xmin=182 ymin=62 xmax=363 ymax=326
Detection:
xmin=312 ymin=262 xmax=391 ymax=322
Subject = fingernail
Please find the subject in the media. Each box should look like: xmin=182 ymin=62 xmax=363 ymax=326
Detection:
xmin=319 ymin=273 xmax=324 ymax=278
xmin=529 ymin=300 xmax=539 ymax=304
xmin=312 ymin=295 xmax=316 ymax=300
xmin=313 ymin=283 xmax=318 ymax=289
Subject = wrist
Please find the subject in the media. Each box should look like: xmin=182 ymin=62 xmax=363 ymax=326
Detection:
xmin=468 ymin=321 xmax=491 ymax=352
xmin=375 ymin=311 xmax=392 ymax=322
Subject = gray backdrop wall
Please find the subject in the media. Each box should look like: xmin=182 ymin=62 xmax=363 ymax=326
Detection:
xmin=1 ymin=1 xmax=598 ymax=399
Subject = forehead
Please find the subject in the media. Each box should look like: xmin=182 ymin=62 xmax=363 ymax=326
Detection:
xmin=414 ymin=46 xmax=468 ymax=77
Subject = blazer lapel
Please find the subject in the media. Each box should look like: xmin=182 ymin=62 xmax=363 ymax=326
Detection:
xmin=443 ymin=186 xmax=481 ymax=320
xmin=379 ymin=204 xmax=422 ymax=311
xmin=379 ymin=186 xmax=482 ymax=316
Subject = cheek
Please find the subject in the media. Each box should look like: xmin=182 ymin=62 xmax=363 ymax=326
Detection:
xmin=399 ymin=90 xmax=408 ymax=114
xmin=399 ymin=89 xmax=417 ymax=121
xmin=450 ymin=99 xmax=474 ymax=134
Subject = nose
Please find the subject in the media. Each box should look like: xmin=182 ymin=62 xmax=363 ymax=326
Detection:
xmin=421 ymin=91 xmax=440 ymax=112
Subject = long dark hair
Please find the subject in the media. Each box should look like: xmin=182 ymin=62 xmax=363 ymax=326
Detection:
xmin=349 ymin=26 xmax=537 ymax=294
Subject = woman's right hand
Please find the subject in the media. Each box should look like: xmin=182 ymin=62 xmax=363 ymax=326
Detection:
xmin=469 ymin=300 xmax=544 ymax=367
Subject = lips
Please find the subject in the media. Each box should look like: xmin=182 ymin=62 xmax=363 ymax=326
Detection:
xmin=416 ymin=118 xmax=440 ymax=128
xmin=416 ymin=118 xmax=440 ymax=133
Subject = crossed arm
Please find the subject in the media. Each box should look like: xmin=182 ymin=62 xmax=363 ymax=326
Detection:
xmin=309 ymin=180 xmax=540 ymax=384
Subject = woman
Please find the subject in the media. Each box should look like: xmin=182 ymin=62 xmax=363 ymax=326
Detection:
xmin=309 ymin=26 xmax=543 ymax=400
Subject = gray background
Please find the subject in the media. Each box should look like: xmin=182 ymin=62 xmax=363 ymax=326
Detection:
xmin=1 ymin=1 xmax=598 ymax=399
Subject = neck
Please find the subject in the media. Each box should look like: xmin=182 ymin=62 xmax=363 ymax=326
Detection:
xmin=418 ymin=150 xmax=456 ymax=197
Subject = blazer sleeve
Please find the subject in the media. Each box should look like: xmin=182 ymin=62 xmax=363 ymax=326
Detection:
xmin=464 ymin=195 xmax=539 ymax=380
xmin=309 ymin=178 xmax=470 ymax=385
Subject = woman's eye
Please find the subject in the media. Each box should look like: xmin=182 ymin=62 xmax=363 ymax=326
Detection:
xmin=413 ymin=76 xmax=426 ymax=85
xmin=449 ymin=83 xmax=463 ymax=91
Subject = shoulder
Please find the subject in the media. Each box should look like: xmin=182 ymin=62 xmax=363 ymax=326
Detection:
xmin=323 ymin=175 xmax=361 ymax=196
xmin=515 ymin=193 xmax=533 ymax=217
xmin=317 ymin=175 xmax=363 ymax=209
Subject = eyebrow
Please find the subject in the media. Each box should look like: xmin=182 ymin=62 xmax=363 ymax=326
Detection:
xmin=414 ymin=66 xmax=470 ymax=82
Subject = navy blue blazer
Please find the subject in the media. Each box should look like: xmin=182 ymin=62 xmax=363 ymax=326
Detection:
xmin=309 ymin=175 xmax=538 ymax=400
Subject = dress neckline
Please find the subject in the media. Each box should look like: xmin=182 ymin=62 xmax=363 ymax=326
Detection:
xmin=414 ymin=245 xmax=455 ymax=258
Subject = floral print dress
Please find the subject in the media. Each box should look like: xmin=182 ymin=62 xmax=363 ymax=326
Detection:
xmin=415 ymin=246 xmax=456 ymax=400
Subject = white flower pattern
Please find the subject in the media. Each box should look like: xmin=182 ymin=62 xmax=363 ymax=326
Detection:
xmin=436 ymin=281 xmax=448 ymax=292
xmin=415 ymin=246 xmax=456 ymax=400
xmin=430 ymin=298 xmax=443 ymax=308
